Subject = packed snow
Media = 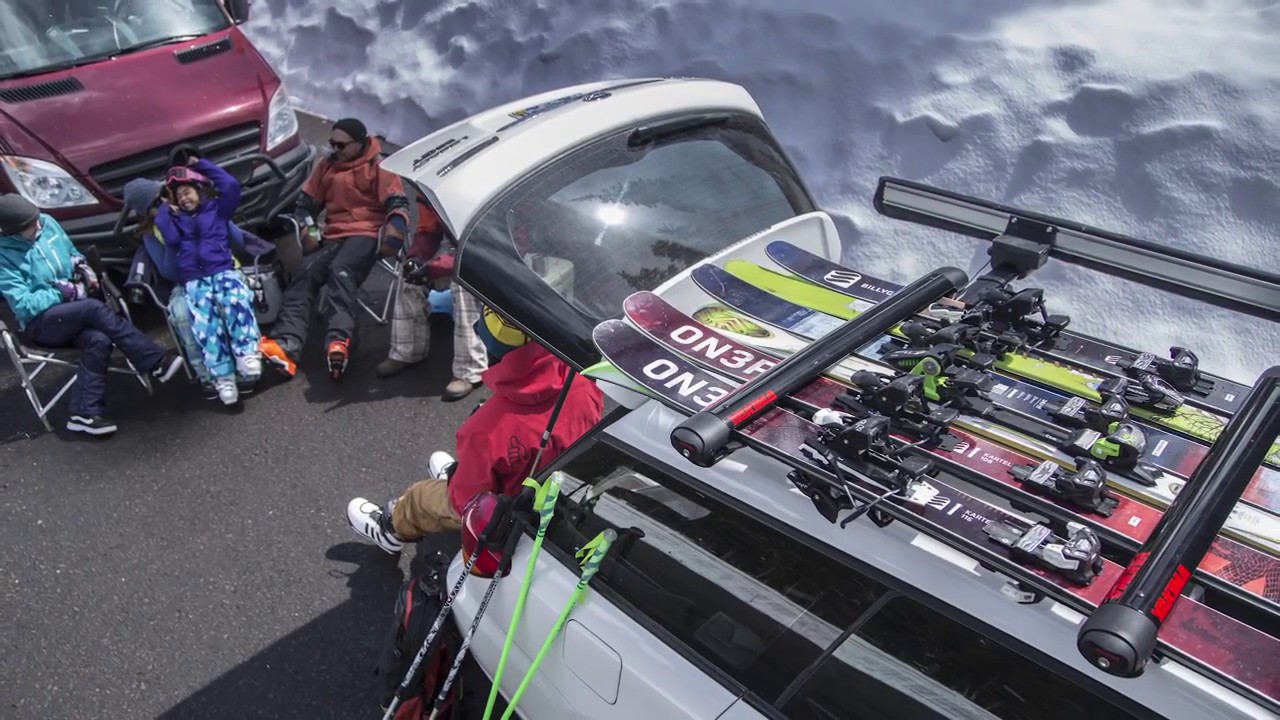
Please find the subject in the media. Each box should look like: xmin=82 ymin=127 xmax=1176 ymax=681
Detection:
xmin=245 ymin=0 xmax=1278 ymax=382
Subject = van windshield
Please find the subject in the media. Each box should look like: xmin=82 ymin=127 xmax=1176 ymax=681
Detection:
xmin=0 ymin=0 xmax=230 ymax=80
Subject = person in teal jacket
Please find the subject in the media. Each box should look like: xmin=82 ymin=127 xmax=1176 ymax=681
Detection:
xmin=0 ymin=194 xmax=184 ymax=436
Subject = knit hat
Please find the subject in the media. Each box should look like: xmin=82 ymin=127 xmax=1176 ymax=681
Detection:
xmin=0 ymin=194 xmax=40 ymax=235
xmin=332 ymin=117 xmax=368 ymax=143
xmin=122 ymin=178 xmax=164 ymax=219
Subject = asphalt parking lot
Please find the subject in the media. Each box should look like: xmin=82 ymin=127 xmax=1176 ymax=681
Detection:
xmin=2 ymin=116 xmax=477 ymax=719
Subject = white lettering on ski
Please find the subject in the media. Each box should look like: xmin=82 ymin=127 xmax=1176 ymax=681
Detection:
xmin=642 ymin=358 xmax=727 ymax=408
xmin=672 ymin=324 xmax=774 ymax=376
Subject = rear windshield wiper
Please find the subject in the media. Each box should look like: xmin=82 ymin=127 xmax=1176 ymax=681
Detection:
xmin=628 ymin=113 xmax=731 ymax=147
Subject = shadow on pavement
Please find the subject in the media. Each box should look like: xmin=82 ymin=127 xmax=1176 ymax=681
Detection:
xmin=157 ymin=541 xmax=405 ymax=720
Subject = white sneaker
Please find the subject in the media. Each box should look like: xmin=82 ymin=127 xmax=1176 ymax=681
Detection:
xmin=346 ymin=498 xmax=405 ymax=554
xmin=236 ymin=354 xmax=262 ymax=380
xmin=429 ymin=451 xmax=457 ymax=481
xmin=214 ymin=377 xmax=239 ymax=405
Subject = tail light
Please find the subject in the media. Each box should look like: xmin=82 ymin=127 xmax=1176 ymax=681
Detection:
xmin=459 ymin=493 xmax=507 ymax=578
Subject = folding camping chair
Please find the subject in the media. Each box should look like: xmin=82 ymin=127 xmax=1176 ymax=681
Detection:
xmin=278 ymin=214 xmax=406 ymax=326
xmin=1 ymin=277 xmax=154 ymax=433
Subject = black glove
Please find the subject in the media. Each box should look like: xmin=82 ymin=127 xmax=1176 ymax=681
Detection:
xmin=401 ymin=257 xmax=432 ymax=286
xmin=169 ymin=143 xmax=201 ymax=167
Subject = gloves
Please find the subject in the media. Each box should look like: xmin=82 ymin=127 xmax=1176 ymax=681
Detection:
xmin=401 ymin=257 xmax=431 ymax=285
xmin=72 ymin=256 xmax=99 ymax=291
xmin=402 ymin=256 xmax=452 ymax=286
xmin=56 ymin=281 xmax=87 ymax=302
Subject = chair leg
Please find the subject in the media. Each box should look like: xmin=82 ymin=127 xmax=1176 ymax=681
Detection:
xmin=4 ymin=332 xmax=54 ymax=432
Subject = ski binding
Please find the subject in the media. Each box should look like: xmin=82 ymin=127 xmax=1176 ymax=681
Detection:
xmin=983 ymin=520 xmax=1103 ymax=586
xmin=1010 ymin=459 xmax=1119 ymax=516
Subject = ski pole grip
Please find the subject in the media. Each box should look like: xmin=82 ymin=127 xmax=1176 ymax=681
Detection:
xmin=1077 ymin=365 xmax=1280 ymax=678
xmin=670 ymin=265 xmax=969 ymax=467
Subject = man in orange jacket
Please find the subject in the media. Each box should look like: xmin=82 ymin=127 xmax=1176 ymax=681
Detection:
xmin=261 ymin=117 xmax=410 ymax=381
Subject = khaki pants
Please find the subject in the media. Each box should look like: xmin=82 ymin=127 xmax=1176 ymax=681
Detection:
xmin=391 ymin=479 xmax=461 ymax=540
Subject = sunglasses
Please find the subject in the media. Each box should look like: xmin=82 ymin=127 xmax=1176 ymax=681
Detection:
xmin=329 ymin=139 xmax=356 ymax=150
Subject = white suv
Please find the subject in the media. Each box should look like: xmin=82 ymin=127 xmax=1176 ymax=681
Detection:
xmin=381 ymin=78 xmax=1276 ymax=720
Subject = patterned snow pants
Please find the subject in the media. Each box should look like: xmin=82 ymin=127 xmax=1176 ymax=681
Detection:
xmin=184 ymin=270 xmax=262 ymax=380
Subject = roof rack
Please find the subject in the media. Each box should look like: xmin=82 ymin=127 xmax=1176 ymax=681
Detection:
xmin=597 ymin=257 xmax=1280 ymax=713
xmin=872 ymin=176 xmax=1280 ymax=321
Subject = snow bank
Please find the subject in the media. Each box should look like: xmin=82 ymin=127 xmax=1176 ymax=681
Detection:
xmin=244 ymin=0 xmax=1278 ymax=382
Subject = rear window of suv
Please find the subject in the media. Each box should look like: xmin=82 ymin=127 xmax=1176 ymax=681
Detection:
xmin=463 ymin=113 xmax=812 ymax=319
xmin=543 ymin=439 xmax=1138 ymax=719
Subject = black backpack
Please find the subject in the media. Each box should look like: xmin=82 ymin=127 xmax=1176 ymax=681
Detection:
xmin=375 ymin=563 xmax=461 ymax=719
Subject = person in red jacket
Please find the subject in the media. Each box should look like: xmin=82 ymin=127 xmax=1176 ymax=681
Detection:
xmin=345 ymin=305 xmax=604 ymax=553
xmin=261 ymin=117 xmax=410 ymax=381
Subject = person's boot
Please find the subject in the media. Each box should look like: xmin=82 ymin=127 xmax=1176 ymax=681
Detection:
xmin=376 ymin=358 xmax=414 ymax=379
xmin=260 ymin=337 xmax=297 ymax=378
xmin=443 ymin=377 xmax=481 ymax=402
xmin=327 ymin=338 xmax=351 ymax=381
xmin=346 ymin=498 xmax=405 ymax=555
xmin=429 ymin=451 xmax=457 ymax=481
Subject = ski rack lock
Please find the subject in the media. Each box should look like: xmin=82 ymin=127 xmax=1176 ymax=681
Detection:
xmin=670 ymin=265 xmax=969 ymax=467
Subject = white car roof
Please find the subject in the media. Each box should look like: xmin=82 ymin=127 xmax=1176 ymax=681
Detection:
xmin=380 ymin=77 xmax=765 ymax=239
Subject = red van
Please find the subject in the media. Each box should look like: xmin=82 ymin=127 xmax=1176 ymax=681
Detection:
xmin=0 ymin=0 xmax=313 ymax=263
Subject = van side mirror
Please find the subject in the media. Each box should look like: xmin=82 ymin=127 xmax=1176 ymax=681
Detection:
xmin=224 ymin=0 xmax=251 ymax=24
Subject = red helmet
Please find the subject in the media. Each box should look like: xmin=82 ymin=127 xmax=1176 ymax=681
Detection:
xmin=164 ymin=166 xmax=210 ymax=189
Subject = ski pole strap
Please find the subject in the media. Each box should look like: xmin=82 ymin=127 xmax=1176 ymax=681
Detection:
xmin=528 ymin=370 xmax=577 ymax=477
xmin=1078 ymin=365 xmax=1280 ymax=679
xmin=523 ymin=473 xmax=564 ymax=534
xmin=575 ymin=528 xmax=616 ymax=582
xmin=670 ymin=266 xmax=969 ymax=467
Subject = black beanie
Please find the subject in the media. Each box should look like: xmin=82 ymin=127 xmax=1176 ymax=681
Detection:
xmin=332 ymin=117 xmax=368 ymax=143
xmin=0 ymin=194 xmax=40 ymax=236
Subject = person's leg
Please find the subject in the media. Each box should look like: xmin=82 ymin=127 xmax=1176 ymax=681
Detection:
xmin=268 ymin=242 xmax=340 ymax=357
xmin=64 ymin=328 xmax=115 ymax=433
xmin=445 ymin=282 xmax=487 ymax=401
xmin=210 ymin=270 xmax=263 ymax=383
xmin=23 ymin=303 xmax=115 ymax=432
xmin=379 ymin=284 xmax=430 ymax=378
xmin=321 ymin=235 xmax=378 ymax=380
xmin=74 ymin=298 xmax=175 ymax=378
xmin=322 ymin=235 xmax=379 ymax=346
xmin=184 ymin=277 xmax=236 ymax=381
xmin=390 ymin=478 xmax=462 ymax=540
xmin=166 ymin=287 xmax=212 ymax=387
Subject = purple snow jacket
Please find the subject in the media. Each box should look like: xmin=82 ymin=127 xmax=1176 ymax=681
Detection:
xmin=154 ymin=159 xmax=242 ymax=284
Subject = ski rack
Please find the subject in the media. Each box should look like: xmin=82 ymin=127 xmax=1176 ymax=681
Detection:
xmin=1080 ymin=365 xmax=1280 ymax=678
xmin=873 ymin=177 xmax=1280 ymax=321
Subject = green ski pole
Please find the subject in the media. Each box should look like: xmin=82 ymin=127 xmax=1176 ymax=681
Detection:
xmin=500 ymin=529 xmax=616 ymax=720
xmin=480 ymin=473 xmax=563 ymax=720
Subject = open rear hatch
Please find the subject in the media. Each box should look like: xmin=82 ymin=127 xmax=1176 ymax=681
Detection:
xmin=381 ymin=77 xmax=828 ymax=369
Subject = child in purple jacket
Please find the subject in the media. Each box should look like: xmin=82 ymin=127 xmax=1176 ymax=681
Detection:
xmin=154 ymin=155 xmax=262 ymax=405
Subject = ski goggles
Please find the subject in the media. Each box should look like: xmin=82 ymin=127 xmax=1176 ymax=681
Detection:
xmin=164 ymin=166 xmax=211 ymax=188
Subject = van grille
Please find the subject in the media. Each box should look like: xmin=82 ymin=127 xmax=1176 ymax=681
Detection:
xmin=89 ymin=122 xmax=262 ymax=200
xmin=175 ymin=38 xmax=233 ymax=64
xmin=0 ymin=77 xmax=85 ymax=104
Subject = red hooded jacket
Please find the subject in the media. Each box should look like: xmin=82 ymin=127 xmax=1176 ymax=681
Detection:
xmin=448 ymin=343 xmax=605 ymax=515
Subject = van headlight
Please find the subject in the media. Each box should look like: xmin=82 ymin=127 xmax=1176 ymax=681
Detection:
xmin=1 ymin=156 xmax=96 ymax=208
xmin=265 ymin=85 xmax=300 ymax=151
